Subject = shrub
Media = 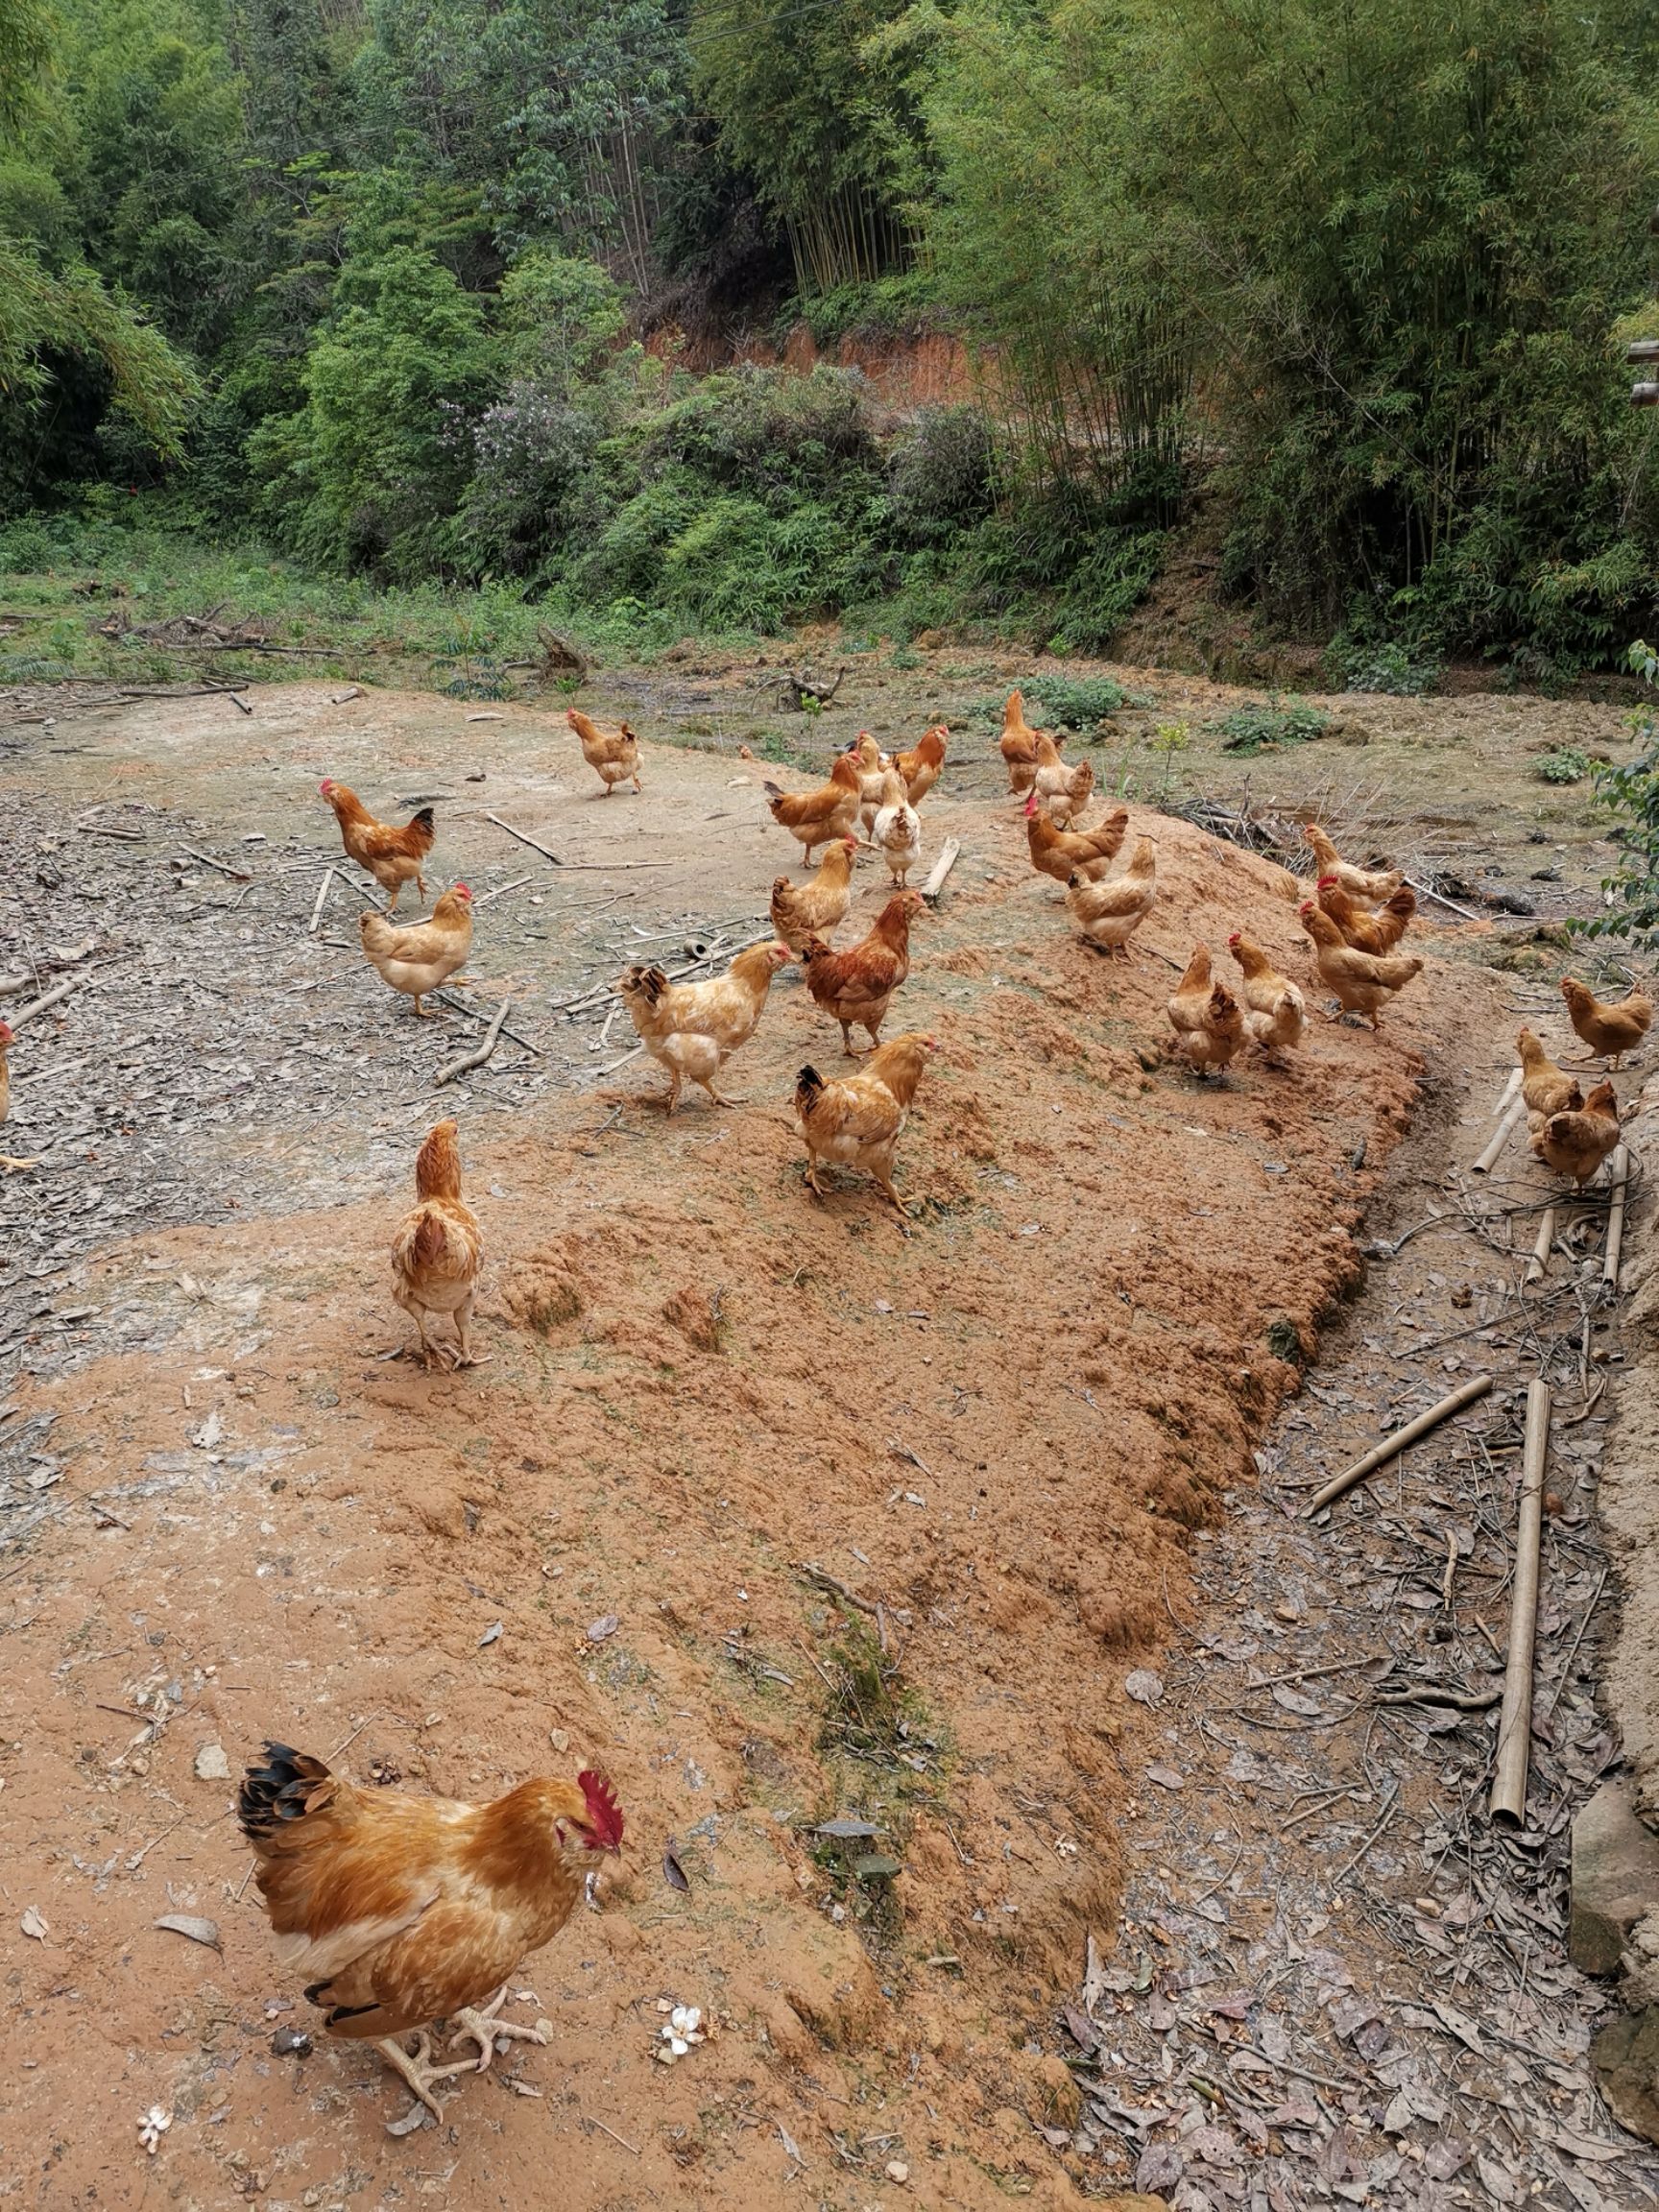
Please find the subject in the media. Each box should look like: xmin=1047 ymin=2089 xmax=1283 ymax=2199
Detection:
xmin=460 ymin=382 xmax=598 ymax=575
xmin=1575 ymin=640 xmax=1659 ymax=946
xmin=1026 ymin=674 xmax=1136 ymax=729
xmin=1213 ymin=698 xmax=1331 ymax=754
xmin=1328 ymin=637 xmax=1443 ymax=696
xmin=1536 ymin=746 xmax=1594 ymax=785
xmin=889 ymin=406 xmax=996 ymax=546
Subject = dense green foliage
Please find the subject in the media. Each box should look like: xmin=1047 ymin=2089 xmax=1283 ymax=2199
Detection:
xmin=1579 ymin=641 xmax=1659 ymax=945
xmin=3 ymin=0 xmax=1658 ymax=673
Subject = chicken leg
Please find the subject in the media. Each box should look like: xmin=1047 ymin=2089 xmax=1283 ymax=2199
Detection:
xmin=449 ymin=1292 xmax=491 ymax=1370
xmin=375 ymin=2030 xmax=478 ymax=2121
xmin=445 ymin=1986 xmax=552 ymax=2072
xmin=0 ymin=1155 xmax=40 ymax=1172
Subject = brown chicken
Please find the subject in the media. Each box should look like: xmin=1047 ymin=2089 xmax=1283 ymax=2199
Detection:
xmin=618 ymin=941 xmax=790 ymax=1112
xmin=566 ymin=708 xmax=641 ymax=795
xmin=770 ymin=838 xmax=856 ymax=952
xmin=1227 ymin=931 xmax=1307 ymax=1054
xmin=392 ymin=1119 xmax=486 ymax=1369
xmin=999 ymin=690 xmax=1064 ymax=793
xmin=1560 ymin=977 xmax=1653 ymax=1070
xmin=239 ymin=1743 xmax=623 ymax=2122
xmin=795 ymin=1031 xmax=937 ymax=1219
xmin=894 ymin=725 xmax=948 ymax=804
xmin=1300 ymin=902 xmax=1422 ymax=1027
xmin=360 ymin=886 xmax=474 ymax=1017
xmin=320 ymin=781 xmax=435 ymax=913
xmin=1169 ymin=979 xmax=1245 ymax=1078
xmin=1067 ymin=839 xmax=1157 ymax=956
xmin=849 ymin=731 xmax=890 ymax=832
xmin=1517 ymin=1027 xmax=1580 ymax=1120
xmin=1302 ymin=823 xmax=1405 ymax=908
xmin=1032 ymin=733 xmax=1094 ymax=824
xmin=1533 ymin=1080 xmax=1622 ymax=1186
xmin=1316 ymin=876 xmax=1416 ymax=954
xmin=801 ymin=890 xmax=924 ymax=1054
xmin=1023 ymin=791 xmax=1128 ymax=888
xmin=764 ymin=753 xmax=863 ymax=856
xmin=0 ymin=1020 xmax=40 ymax=1172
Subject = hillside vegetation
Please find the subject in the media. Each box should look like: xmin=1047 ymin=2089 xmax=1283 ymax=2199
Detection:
xmin=2 ymin=0 xmax=1658 ymax=676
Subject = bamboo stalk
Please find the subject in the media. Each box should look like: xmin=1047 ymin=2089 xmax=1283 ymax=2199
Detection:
xmin=1494 ymin=1067 xmax=1523 ymax=1117
xmin=1490 ymin=1380 xmax=1551 ymax=1825
xmin=1603 ymin=1146 xmax=1630 ymax=1290
xmin=1473 ymin=1095 xmax=1526 ymax=1175
xmin=1526 ymin=1205 xmax=1556 ymax=1286
xmin=1304 ymin=1374 xmax=1494 ymax=1515
xmin=920 ymin=837 xmax=961 ymax=903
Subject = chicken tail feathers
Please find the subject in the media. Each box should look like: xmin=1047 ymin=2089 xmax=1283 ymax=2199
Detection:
xmin=238 ymin=1742 xmax=336 ymax=1846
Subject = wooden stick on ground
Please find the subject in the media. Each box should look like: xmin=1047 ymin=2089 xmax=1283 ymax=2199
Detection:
xmin=920 ymin=836 xmax=961 ymax=904
xmin=1603 ymin=1146 xmax=1630 ymax=1291
xmin=1494 ymin=1067 xmax=1523 ymax=1117
xmin=308 ymin=868 xmax=334 ymax=935
xmin=1305 ymin=1373 xmax=1494 ymax=1515
xmin=1490 ymin=1378 xmax=1551 ymax=1825
xmin=1526 ymin=1204 xmax=1556 ymax=1286
xmin=429 ymin=989 xmax=542 ymax=1055
xmin=8 ymin=970 xmax=94 ymax=1030
xmin=486 ymin=812 xmax=564 ymax=867
xmin=435 ymin=998 xmax=511 ymax=1088
xmin=1473 ymin=1095 xmax=1526 ymax=1175
xmin=179 ymin=845 xmax=252 ymax=882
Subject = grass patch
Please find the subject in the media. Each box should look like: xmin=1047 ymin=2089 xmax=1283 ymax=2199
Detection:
xmin=1535 ymin=745 xmax=1594 ymax=784
xmin=1212 ymin=696 xmax=1332 ymax=754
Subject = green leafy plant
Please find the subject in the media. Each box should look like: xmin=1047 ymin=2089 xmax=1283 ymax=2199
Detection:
xmin=1328 ymin=637 xmax=1443 ymax=696
xmin=1213 ymin=697 xmax=1332 ymax=755
xmin=1575 ymin=640 xmax=1659 ymax=945
xmin=1535 ymin=745 xmax=1593 ymax=785
xmin=1027 ymin=673 xmax=1138 ymax=729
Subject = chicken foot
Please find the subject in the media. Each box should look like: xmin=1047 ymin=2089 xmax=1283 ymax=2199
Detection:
xmin=375 ymin=2030 xmax=479 ymax=2122
xmin=0 ymin=1154 xmax=41 ymax=1172
xmin=445 ymin=1986 xmax=553 ymax=2073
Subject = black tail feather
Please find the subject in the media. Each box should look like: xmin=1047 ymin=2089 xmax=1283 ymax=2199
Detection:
xmin=237 ymin=1740 xmax=330 ymax=1844
xmin=796 ymin=1064 xmax=826 ymax=1111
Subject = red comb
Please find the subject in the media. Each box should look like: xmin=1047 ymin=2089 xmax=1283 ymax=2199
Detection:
xmin=453 ymin=882 xmax=470 ymax=898
xmin=1316 ymin=874 xmax=1339 ymax=889
xmin=577 ymin=1768 xmax=624 ymax=1849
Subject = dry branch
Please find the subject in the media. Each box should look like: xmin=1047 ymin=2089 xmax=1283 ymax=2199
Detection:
xmin=1305 ymin=1373 xmax=1494 ymax=1515
xmin=1490 ymin=1380 xmax=1551 ymax=1825
xmin=921 ymin=837 xmax=961 ymax=903
xmin=8 ymin=970 xmax=94 ymax=1030
xmin=435 ymin=998 xmax=511 ymax=1088
xmin=308 ymin=869 xmax=334 ymax=935
xmin=486 ymin=812 xmax=564 ymax=867
xmin=178 ymin=845 xmax=252 ymax=882
xmin=1603 ymin=1146 xmax=1630 ymax=1291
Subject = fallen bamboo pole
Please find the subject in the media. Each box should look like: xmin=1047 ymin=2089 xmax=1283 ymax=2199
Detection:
xmin=1305 ymin=1373 xmax=1494 ymax=1515
xmin=921 ymin=836 xmax=961 ymax=904
xmin=486 ymin=812 xmax=564 ymax=867
xmin=308 ymin=869 xmax=334 ymax=934
xmin=8 ymin=970 xmax=93 ymax=1030
xmin=1473 ymin=1095 xmax=1526 ymax=1175
xmin=435 ymin=997 xmax=511 ymax=1088
xmin=1490 ymin=1379 xmax=1551 ymax=1825
xmin=1526 ymin=1205 xmax=1556 ymax=1286
xmin=1603 ymin=1146 xmax=1630 ymax=1291
xmin=1494 ymin=1067 xmax=1523 ymax=1117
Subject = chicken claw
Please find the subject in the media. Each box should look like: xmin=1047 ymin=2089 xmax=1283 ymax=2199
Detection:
xmin=0 ymin=1155 xmax=41 ymax=1172
xmin=375 ymin=2030 xmax=476 ymax=2122
xmin=445 ymin=1986 xmax=553 ymax=2073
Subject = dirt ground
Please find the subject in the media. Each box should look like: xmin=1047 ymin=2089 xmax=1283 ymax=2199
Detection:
xmin=0 ymin=654 xmax=1652 ymax=2211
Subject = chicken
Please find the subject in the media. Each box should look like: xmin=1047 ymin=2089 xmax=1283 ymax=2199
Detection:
xmin=1227 ymin=931 xmax=1307 ymax=1054
xmin=1032 ymin=733 xmax=1094 ymax=825
xmin=359 ymin=886 xmax=474 ymax=1018
xmin=999 ymin=690 xmax=1063 ymax=794
xmin=1066 ymin=839 xmax=1157 ymax=957
xmin=391 ymin=1119 xmax=487 ymax=1370
xmin=566 ymin=708 xmax=641 ymax=796
xmin=770 ymin=838 xmax=856 ymax=953
xmin=1533 ymin=1080 xmax=1622 ymax=1186
xmin=795 ymin=1031 xmax=937 ymax=1220
xmin=238 ymin=1742 xmax=623 ymax=2123
xmin=764 ymin=753 xmax=863 ymax=856
xmin=1168 ymin=974 xmax=1245 ymax=1079
xmin=871 ymin=768 xmax=923 ymax=888
xmin=1166 ymin=944 xmax=1214 ymax=1037
xmin=801 ymin=889 xmax=925 ymax=1054
xmin=1517 ymin=1027 xmax=1581 ymax=1120
xmin=618 ymin=941 xmax=790 ymax=1113
xmin=319 ymin=781 xmax=436 ymax=913
xmin=0 ymin=1020 xmax=40 ymax=1172
xmin=1299 ymin=901 xmax=1422 ymax=1027
xmin=1560 ymin=977 xmax=1653 ymax=1070
xmin=1023 ymin=791 xmax=1128 ymax=888
xmin=1316 ymin=875 xmax=1415 ymax=954
xmin=1302 ymin=823 xmax=1404 ymax=908
xmin=894 ymin=724 xmax=948 ymax=805
xmin=848 ymin=731 xmax=891 ymax=833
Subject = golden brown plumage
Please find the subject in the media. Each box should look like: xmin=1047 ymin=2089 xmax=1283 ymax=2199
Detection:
xmin=1533 ymin=1080 xmax=1621 ymax=1186
xmin=1316 ymin=876 xmax=1415 ymax=954
xmin=1560 ymin=977 xmax=1652 ymax=1070
xmin=999 ymin=691 xmax=1063 ymax=793
xmin=764 ymin=754 xmax=863 ymax=856
xmin=238 ymin=1743 xmax=622 ymax=2122
xmin=1023 ymin=792 xmax=1128 ymax=886
xmin=894 ymin=725 xmax=948 ymax=804
xmin=320 ymin=781 xmax=436 ymax=912
xmin=800 ymin=889 xmax=925 ymax=1054
xmin=1169 ymin=979 xmax=1245 ymax=1078
xmin=1032 ymin=733 xmax=1094 ymax=824
xmin=0 ymin=1019 xmax=39 ymax=1172
xmin=359 ymin=886 xmax=474 ymax=1017
xmin=1302 ymin=823 xmax=1404 ymax=908
xmin=1300 ymin=902 xmax=1421 ymax=1027
xmin=392 ymin=1119 xmax=486 ymax=1369
xmin=871 ymin=767 xmax=923 ymax=887
xmin=1517 ymin=1028 xmax=1580 ymax=1119
xmin=618 ymin=941 xmax=790 ymax=1112
xmin=566 ymin=708 xmax=642 ymax=795
xmin=795 ymin=1031 xmax=937 ymax=1219
xmin=1227 ymin=931 xmax=1307 ymax=1053
xmin=1066 ymin=839 xmax=1157 ymax=956
xmin=770 ymin=838 xmax=856 ymax=952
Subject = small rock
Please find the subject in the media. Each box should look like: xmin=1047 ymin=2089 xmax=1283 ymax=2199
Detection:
xmin=194 ymin=1743 xmax=231 ymax=1782
xmin=271 ymin=2027 xmax=312 ymax=2057
xmin=1591 ymin=2007 xmax=1659 ymax=2144
xmin=885 ymin=2160 xmax=910 ymax=2184
xmin=1571 ymin=1779 xmax=1659 ymax=1976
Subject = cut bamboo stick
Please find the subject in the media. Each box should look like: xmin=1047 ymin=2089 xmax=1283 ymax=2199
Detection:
xmin=1473 ymin=1095 xmax=1526 ymax=1174
xmin=1526 ymin=1205 xmax=1556 ymax=1286
xmin=308 ymin=868 xmax=333 ymax=934
xmin=1494 ymin=1067 xmax=1523 ymax=1117
xmin=8 ymin=970 xmax=93 ymax=1030
xmin=1304 ymin=1373 xmax=1494 ymax=1515
xmin=1603 ymin=1146 xmax=1630 ymax=1290
xmin=921 ymin=837 xmax=962 ymax=903
xmin=1490 ymin=1379 xmax=1551 ymax=1825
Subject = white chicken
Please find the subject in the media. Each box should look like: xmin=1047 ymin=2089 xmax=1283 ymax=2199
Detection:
xmin=871 ymin=768 xmax=922 ymax=889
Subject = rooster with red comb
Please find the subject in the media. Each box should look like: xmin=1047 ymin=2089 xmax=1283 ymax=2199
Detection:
xmin=239 ymin=1743 xmax=625 ymax=2121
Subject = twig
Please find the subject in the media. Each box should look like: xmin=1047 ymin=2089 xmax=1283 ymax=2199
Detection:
xmin=486 ymin=812 xmax=564 ymax=867
xmin=595 ymin=1044 xmax=644 ymax=1077
xmin=1538 ymin=1566 xmax=1607 ymax=1720
xmin=583 ymin=2115 xmax=641 ymax=2157
xmin=308 ymin=869 xmax=334 ymax=934
xmin=430 ymin=989 xmax=542 ymax=1055
xmin=1375 ymin=1687 xmax=1502 ymax=1713
xmin=435 ymin=998 xmax=511 ymax=1087
xmin=794 ymin=1561 xmax=880 ymax=1616
xmin=1602 ymin=1146 xmax=1630 ymax=1291
xmin=76 ymin=822 xmax=147 ymax=842
xmin=1334 ymin=1780 xmax=1401 ymax=1881
xmin=1490 ymin=1379 xmax=1551 ymax=1825
xmin=178 ymin=845 xmax=252 ymax=882
xmin=8 ymin=970 xmax=93 ymax=1030
xmin=1406 ymin=873 xmax=1481 ymax=921
xmin=470 ymin=876 xmax=533 ymax=908
xmin=1305 ymin=1374 xmax=1494 ymax=1513
xmin=487 ymin=812 xmax=673 ymax=873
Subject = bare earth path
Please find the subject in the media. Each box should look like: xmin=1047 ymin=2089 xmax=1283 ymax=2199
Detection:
xmin=0 ymin=664 xmax=1651 ymax=2211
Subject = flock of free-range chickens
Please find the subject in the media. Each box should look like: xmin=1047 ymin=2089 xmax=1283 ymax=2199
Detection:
xmin=220 ymin=685 xmax=1650 ymax=2133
